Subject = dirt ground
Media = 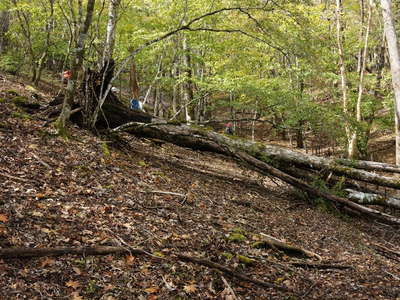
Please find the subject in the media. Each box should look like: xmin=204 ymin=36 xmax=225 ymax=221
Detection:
xmin=0 ymin=73 xmax=399 ymax=299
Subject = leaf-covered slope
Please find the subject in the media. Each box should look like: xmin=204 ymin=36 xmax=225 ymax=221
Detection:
xmin=0 ymin=80 xmax=399 ymax=299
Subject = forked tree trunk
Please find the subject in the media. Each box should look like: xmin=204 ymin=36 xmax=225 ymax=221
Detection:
xmin=58 ymin=0 xmax=96 ymax=132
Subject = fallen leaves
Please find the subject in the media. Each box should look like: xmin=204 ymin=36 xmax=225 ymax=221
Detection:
xmin=144 ymin=286 xmax=159 ymax=294
xmin=0 ymin=214 xmax=8 ymax=222
xmin=72 ymin=267 xmax=82 ymax=275
xmin=125 ymin=254 xmax=135 ymax=266
xmin=40 ymin=257 xmax=55 ymax=268
xmin=70 ymin=292 xmax=83 ymax=300
xmin=183 ymin=283 xmax=197 ymax=294
xmin=65 ymin=280 xmax=81 ymax=289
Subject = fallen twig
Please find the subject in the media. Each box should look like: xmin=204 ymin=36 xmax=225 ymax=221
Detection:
xmin=0 ymin=169 xmax=31 ymax=183
xmin=370 ymin=242 xmax=400 ymax=261
xmin=290 ymin=261 xmax=353 ymax=270
xmin=139 ymin=190 xmax=187 ymax=199
xmin=221 ymin=276 xmax=240 ymax=300
xmin=384 ymin=270 xmax=400 ymax=280
xmin=31 ymin=153 xmax=52 ymax=169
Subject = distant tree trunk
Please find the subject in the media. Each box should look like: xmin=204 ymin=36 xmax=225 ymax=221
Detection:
xmin=129 ymin=60 xmax=140 ymax=99
xmin=58 ymin=0 xmax=96 ymax=133
xmin=182 ymin=35 xmax=194 ymax=123
xmin=12 ymin=0 xmax=37 ymax=81
xmin=34 ymin=0 xmax=55 ymax=86
xmin=336 ymin=0 xmax=356 ymax=158
xmin=356 ymin=0 xmax=365 ymax=74
xmin=171 ymin=60 xmax=179 ymax=115
xmin=380 ymin=0 xmax=400 ymax=165
xmin=102 ymin=0 xmax=120 ymax=67
xmin=353 ymin=0 xmax=373 ymax=157
xmin=0 ymin=10 xmax=10 ymax=53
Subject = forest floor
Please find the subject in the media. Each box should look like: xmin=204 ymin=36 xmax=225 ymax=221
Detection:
xmin=0 ymin=73 xmax=400 ymax=299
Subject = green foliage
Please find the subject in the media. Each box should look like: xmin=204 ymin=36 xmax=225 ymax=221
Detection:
xmin=101 ymin=142 xmax=111 ymax=158
xmin=0 ymin=53 xmax=23 ymax=75
xmin=11 ymin=96 xmax=28 ymax=106
xmin=11 ymin=111 xmax=31 ymax=120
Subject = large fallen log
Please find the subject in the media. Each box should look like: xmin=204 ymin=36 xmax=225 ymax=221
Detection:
xmin=111 ymin=122 xmax=400 ymax=224
xmin=112 ymin=123 xmax=400 ymax=190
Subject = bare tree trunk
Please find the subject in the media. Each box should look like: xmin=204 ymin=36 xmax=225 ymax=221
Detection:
xmin=380 ymin=0 xmax=400 ymax=165
xmin=182 ymin=35 xmax=194 ymax=123
xmin=102 ymin=0 xmax=120 ymax=67
xmin=353 ymin=0 xmax=373 ymax=156
xmin=129 ymin=60 xmax=140 ymax=99
xmin=58 ymin=0 xmax=96 ymax=133
xmin=356 ymin=0 xmax=365 ymax=74
xmin=336 ymin=0 xmax=356 ymax=158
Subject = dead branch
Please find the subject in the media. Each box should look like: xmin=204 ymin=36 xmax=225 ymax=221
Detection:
xmin=139 ymin=190 xmax=187 ymax=199
xmin=257 ymin=233 xmax=322 ymax=260
xmin=370 ymin=242 xmax=400 ymax=259
xmin=290 ymin=261 xmax=354 ymax=270
xmin=176 ymin=254 xmax=292 ymax=292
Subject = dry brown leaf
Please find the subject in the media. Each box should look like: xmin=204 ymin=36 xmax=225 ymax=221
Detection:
xmin=70 ymin=291 xmax=83 ymax=300
xmin=125 ymin=254 xmax=135 ymax=266
xmin=144 ymin=286 xmax=159 ymax=294
xmin=146 ymin=295 xmax=158 ymax=300
xmin=65 ymin=280 xmax=81 ymax=289
xmin=35 ymin=193 xmax=46 ymax=199
xmin=72 ymin=267 xmax=82 ymax=275
xmin=0 ymin=214 xmax=8 ymax=222
xmin=103 ymin=284 xmax=115 ymax=291
xmin=183 ymin=283 xmax=197 ymax=294
xmin=40 ymin=257 xmax=55 ymax=267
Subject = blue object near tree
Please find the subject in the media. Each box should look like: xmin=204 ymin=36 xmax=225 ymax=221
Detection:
xmin=130 ymin=99 xmax=142 ymax=111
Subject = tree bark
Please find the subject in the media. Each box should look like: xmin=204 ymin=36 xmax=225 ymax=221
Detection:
xmin=345 ymin=189 xmax=400 ymax=209
xmin=58 ymin=0 xmax=96 ymax=132
xmin=182 ymin=34 xmax=194 ymax=123
xmin=102 ymin=0 xmax=120 ymax=67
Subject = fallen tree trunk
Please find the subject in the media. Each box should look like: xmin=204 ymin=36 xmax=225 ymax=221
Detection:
xmin=345 ymin=189 xmax=400 ymax=209
xmin=113 ymin=123 xmax=400 ymax=190
xmin=110 ymin=122 xmax=400 ymax=224
xmin=235 ymin=151 xmax=400 ymax=225
xmin=334 ymin=158 xmax=400 ymax=174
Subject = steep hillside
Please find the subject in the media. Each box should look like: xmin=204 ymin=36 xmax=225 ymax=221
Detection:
xmin=0 ymin=75 xmax=399 ymax=299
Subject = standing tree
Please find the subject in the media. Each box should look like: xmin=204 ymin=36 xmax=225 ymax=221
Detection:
xmin=380 ymin=0 xmax=400 ymax=165
xmin=57 ymin=0 xmax=96 ymax=133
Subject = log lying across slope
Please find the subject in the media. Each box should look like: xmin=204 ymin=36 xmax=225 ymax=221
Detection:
xmin=110 ymin=122 xmax=400 ymax=225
